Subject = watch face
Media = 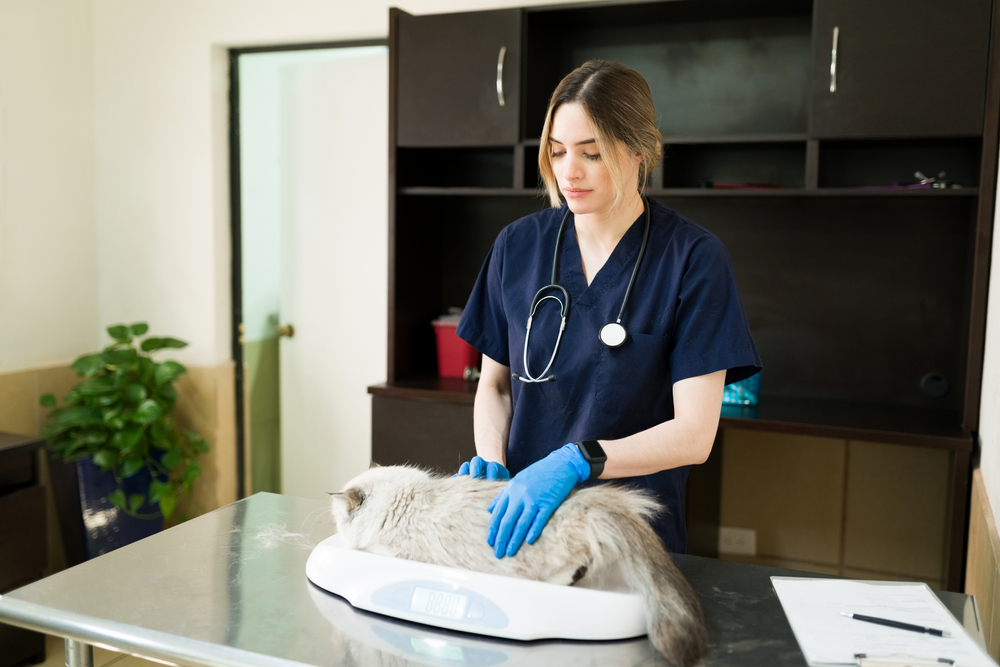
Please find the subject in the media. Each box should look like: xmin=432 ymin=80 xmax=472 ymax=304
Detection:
xmin=579 ymin=440 xmax=606 ymax=461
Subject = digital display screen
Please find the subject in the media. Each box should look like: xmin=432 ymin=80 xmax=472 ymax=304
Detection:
xmin=410 ymin=587 xmax=468 ymax=620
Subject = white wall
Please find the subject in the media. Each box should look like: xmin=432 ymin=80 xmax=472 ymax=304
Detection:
xmin=91 ymin=0 xmax=574 ymax=369
xmin=0 ymin=1 xmax=98 ymax=373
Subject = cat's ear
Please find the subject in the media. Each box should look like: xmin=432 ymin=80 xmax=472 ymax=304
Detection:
xmin=330 ymin=487 xmax=366 ymax=516
xmin=368 ymin=460 xmax=380 ymax=469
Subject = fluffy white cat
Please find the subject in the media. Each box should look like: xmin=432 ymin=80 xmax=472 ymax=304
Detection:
xmin=331 ymin=465 xmax=707 ymax=667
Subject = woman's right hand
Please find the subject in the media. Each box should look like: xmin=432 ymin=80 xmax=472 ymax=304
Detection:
xmin=454 ymin=456 xmax=509 ymax=481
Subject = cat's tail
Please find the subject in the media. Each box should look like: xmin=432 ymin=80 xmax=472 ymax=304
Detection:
xmin=606 ymin=493 xmax=708 ymax=667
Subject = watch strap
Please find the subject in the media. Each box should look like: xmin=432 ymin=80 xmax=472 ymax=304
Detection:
xmin=575 ymin=440 xmax=607 ymax=480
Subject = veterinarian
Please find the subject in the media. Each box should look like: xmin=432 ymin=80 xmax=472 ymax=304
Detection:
xmin=456 ymin=60 xmax=762 ymax=558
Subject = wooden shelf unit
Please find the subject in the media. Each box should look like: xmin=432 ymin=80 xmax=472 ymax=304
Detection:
xmin=375 ymin=0 xmax=1000 ymax=592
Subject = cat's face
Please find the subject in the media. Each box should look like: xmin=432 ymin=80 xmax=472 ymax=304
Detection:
xmin=330 ymin=466 xmax=431 ymax=549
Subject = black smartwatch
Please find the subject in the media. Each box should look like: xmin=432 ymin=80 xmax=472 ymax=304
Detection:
xmin=574 ymin=440 xmax=607 ymax=480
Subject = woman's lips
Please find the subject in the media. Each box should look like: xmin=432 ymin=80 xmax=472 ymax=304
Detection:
xmin=562 ymin=188 xmax=591 ymax=199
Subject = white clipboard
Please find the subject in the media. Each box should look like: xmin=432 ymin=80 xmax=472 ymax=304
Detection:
xmin=771 ymin=578 xmax=997 ymax=667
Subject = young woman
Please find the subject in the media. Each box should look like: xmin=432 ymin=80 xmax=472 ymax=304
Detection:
xmin=456 ymin=60 xmax=761 ymax=558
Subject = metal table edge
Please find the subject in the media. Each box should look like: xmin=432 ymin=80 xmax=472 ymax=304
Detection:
xmin=0 ymin=596 xmax=309 ymax=667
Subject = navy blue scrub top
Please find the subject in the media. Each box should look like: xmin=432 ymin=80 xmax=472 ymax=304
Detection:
xmin=457 ymin=199 xmax=762 ymax=554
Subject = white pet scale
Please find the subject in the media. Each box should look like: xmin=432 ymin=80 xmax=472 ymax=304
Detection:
xmin=305 ymin=534 xmax=648 ymax=642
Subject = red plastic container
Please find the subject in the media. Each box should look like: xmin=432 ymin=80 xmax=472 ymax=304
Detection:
xmin=433 ymin=319 xmax=480 ymax=378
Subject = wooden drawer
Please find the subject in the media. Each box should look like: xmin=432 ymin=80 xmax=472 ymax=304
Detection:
xmin=0 ymin=485 xmax=47 ymax=593
xmin=372 ymin=396 xmax=475 ymax=474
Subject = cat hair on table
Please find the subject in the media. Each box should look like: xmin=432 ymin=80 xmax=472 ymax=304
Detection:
xmin=330 ymin=465 xmax=707 ymax=667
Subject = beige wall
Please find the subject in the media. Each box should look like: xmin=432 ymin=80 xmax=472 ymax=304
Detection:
xmin=0 ymin=362 xmax=235 ymax=573
xmin=90 ymin=0 xmax=587 ymax=369
xmin=0 ymin=1 xmax=99 ymax=373
xmin=966 ymin=469 xmax=1000 ymax=661
xmin=979 ymin=141 xmax=1000 ymax=550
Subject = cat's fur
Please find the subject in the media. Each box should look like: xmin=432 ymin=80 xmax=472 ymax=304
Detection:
xmin=330 ymin=465 xmax=707 ymax=667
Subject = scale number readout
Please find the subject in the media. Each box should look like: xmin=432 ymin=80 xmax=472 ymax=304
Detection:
xmin=410 ymin=587 xmax=468 ymax=620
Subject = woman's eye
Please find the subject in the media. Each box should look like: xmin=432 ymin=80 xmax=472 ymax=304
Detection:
xmin=584 ymin=153 xmax=601 ymax=161
xmin=550 ymin=151 xmax=565 ymax=159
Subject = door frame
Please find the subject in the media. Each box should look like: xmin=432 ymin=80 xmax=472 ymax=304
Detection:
xmin=228 ymin=38 xmax=388 ymax=498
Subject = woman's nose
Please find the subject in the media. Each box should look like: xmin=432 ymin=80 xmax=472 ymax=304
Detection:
xmin=561 ymin=153 xmax=583 ymax=181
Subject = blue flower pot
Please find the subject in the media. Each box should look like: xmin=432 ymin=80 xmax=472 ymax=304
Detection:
xmin=73 ymin=458 xmax=163 ymax=559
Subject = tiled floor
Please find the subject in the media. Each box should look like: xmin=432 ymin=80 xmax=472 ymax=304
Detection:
xmin=37 ymin=634 xmax=155 ymax=667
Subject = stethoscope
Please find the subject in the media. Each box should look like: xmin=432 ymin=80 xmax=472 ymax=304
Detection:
xmin=512 ymin=196 xmax=650 ymax=383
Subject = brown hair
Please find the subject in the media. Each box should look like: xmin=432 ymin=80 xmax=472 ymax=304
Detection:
xmin=538 ymin=60 xmax=662 ymax=209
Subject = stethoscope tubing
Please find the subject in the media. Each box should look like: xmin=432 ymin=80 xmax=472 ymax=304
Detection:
xmin=514 ymin=196 xmax=650 ymax=384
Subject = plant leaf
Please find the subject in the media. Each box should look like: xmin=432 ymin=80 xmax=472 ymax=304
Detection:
xmin=158 ymin=337 xmax=188 ymax=349
xmin=108 ymin=489 xmax=126 ymax=510
xmin=133 ymin=399 xmax=163 ymax=424
xmin=83 ymin=430 xmax=108 ymax=445
xmin=111 ymin=425 xmax=143 ymax=451
xmin=186 ymin=430 xmax=209 ymax=453
xmin=183 ymin=461 xmax=201 ymax=486
xmin=162 ymin=449 xmax=183 ymax=469
xmin=71 ymin=354 xmax=106 ymax=377
xmin=129 ymin=322 xmax=149 ymax=336
xmin=154 ymin=361 xmax=186 ymax=385
xmin=128 ymin=494 xmax=145 ymax=513
xmin=140 ymin=337 xmax=163 ymax=352
xmin=77 ymin=377 xmax=116 ymax=396
xmin=159 ymin=492 xmax=177 ymax=519
xmin=92 ymin=449 xmax=117 ymax=469
xmin=149 ymin=480 xmax=170 ymax=503
xmin=122 ymin=457 xmax=145 ymax=478
xmin=103 ymin=347 xmax=138 ymax=369
xmin=124 ymin=383 xmax=147 ymax=404
xmin=47 ymin=407 xmax=104 ymax=434
xmin=39 ymin=393 xmax=56 ymax=407
xmin=106 ymin=325 xmax=131 ymax=342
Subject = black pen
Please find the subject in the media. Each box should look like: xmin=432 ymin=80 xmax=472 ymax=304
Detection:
xmin=841 ymin=612 xmax=952 ymax=637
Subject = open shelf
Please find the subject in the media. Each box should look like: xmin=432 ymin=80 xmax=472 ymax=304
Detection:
xmin=397 ymin=147 xmax=515 ymax=188
xmin=663 ymin=142 xmax=806 ymax=189
xmin=818 ymin=138 xmax=982 ymax=189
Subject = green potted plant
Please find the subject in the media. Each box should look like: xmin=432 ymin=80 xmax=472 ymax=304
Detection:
xmin=41 ymin=322 xmax=208 ymax=560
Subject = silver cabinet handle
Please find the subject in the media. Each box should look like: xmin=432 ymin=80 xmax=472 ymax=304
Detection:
xmin=496 ymin=46 xmax=506 ymax=107
xmin=830 ymin=26 xmax=839 ymax=93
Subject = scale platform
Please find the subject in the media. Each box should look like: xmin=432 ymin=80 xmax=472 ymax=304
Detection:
xmin=305 ymin=533 xmax=647 ymax=642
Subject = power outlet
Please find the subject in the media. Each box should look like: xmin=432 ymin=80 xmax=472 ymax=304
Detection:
xmin=719 ymin=527 xmax=757 ymax=556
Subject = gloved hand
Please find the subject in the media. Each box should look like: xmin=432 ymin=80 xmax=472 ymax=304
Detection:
xmin=487 ymin=444 xmax=590 ymax=558
xmin=454 ymin=456 xmax=510 ymax=481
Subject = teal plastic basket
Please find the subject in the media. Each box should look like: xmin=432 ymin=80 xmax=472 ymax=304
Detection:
xmin=723 ymin=373 xmax=760 ymax=406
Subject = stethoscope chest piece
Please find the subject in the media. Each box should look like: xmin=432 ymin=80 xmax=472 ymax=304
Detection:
xmin=599 ymin=322 xmax=628 ymax=348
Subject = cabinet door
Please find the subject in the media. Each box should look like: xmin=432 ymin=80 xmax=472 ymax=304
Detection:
xmin=397 ymin=9 xmax=521 ymax=147
xmin=810 ymin=0 xmax=990 ymax=138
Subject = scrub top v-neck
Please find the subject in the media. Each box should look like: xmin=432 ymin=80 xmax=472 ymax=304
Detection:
xmin=458 ymin=199 xmax=762 ymax=553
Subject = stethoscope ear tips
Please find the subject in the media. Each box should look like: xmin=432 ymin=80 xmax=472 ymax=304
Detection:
xmin=599 ymin=322 xmax=628 ymax=348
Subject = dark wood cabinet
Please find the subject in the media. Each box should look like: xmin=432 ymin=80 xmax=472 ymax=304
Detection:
xmin=396 ymin=8 xmax=521 ymax=147
xmin=810 ymin=0 xmax=991 ymax=138
xmin=374 ymin=0 xmax=1000 ymax=591
xmin=0 ymin=433 xmax=46 ymax=667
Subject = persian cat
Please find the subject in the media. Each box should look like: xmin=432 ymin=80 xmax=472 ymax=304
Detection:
xmin=330 ymin=465 xmax=707 ymax=667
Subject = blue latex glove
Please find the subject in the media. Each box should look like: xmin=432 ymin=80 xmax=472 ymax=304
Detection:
xmin=454 ymin=456 xmax=510 ymax=481
xmin=487 ymin=444 xmax=590 ymax=558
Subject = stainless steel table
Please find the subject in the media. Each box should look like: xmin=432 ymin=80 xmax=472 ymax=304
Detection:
xmin=0 ymin=493 xmax=985 ymax=667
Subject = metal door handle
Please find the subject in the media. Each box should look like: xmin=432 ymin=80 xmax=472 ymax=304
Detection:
xmin=830 ymin=26 xmax=839 ymax=93
xmin=278 ymin=324 xmax=295 ymax=338
xmin=496 ymin=46 xmax=506 ymax=107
